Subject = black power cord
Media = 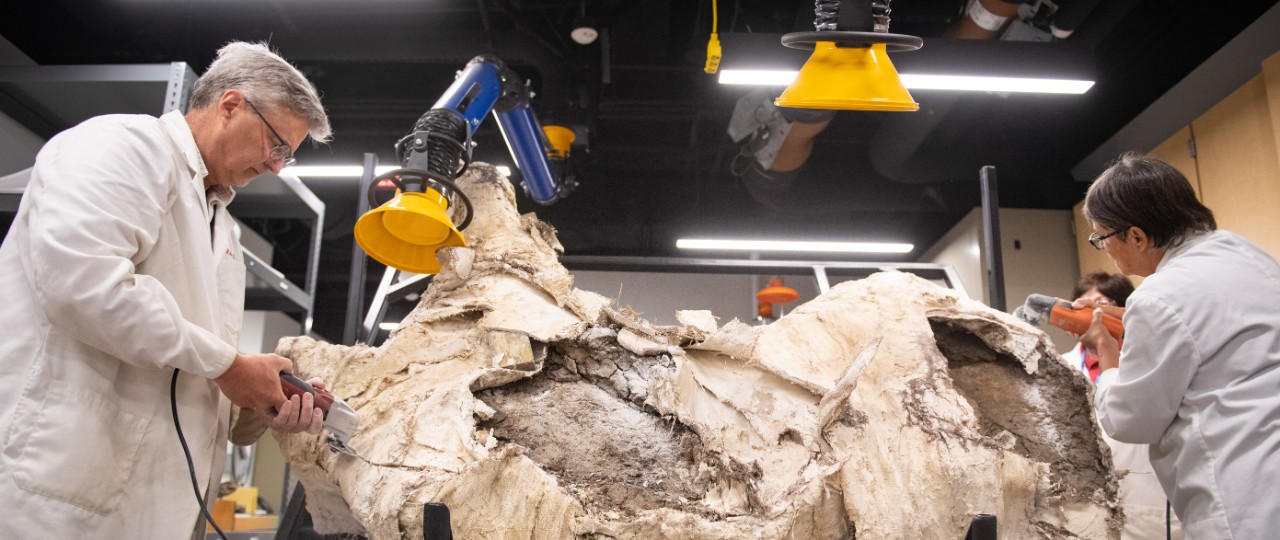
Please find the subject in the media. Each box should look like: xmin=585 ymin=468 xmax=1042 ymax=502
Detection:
xmin=170 ymin=369 xmax=231 ymax=540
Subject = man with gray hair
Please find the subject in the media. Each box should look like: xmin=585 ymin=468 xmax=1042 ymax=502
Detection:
xmin=1079 ymin=152 xmax=1280 ymax=539
xmin=0 ymin=41 xmax=333 ymax=538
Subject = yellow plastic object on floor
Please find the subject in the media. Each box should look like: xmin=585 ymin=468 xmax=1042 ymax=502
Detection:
xmin=222 ymin=486 xmax=258 ymax=514
xmin=775 ymin=42 xmax=918 ymax=112
xmin=355 ymin=187 xmax=466 ymax=274
xmin=207 ymin=499 xmax=236 ymax=533
xmin=233 ymin=513 xmax=279 ymax=531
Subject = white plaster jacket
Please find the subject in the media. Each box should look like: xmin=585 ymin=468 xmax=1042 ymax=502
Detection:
xmin=1095 ymin=230 xmax=1280 ymax=539
xmin=0 ymin=111 xmax=243 ymax=539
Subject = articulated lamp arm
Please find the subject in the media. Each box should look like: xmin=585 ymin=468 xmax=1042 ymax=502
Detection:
xmin=355 ymin=55 xmax=575 ymax=275
xmin=426 ymin=55 xmax=575 ymax=205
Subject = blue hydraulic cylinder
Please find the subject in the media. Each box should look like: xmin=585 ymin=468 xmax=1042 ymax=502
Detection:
xmin=430 ymin=56 xmax=561 ymax=205
xmin=431 ymin=58 xmax=501 ymax=135
xmin=495 ymin=106 xmax=560 ymax=205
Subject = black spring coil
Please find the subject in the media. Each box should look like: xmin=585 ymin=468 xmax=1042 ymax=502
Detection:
xmin=814 ymin=0 xmax=840 ymax=31
xmin=396 ymin=109 xmax=467 ymax=179
xmin=872 ymin=0 xmax=892 ymax=32
xmin=814 ymin=0 xmax=894 ymax=32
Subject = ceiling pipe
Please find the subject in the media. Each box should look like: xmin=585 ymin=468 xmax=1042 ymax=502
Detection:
xmin=1049 ymin=0 xmax=1105 ymax=39
xmin=869 ymin=0 xmax=1024 ymax=186
xmin=723 ymin=0 xmax=935 ymax=213
xmin=944 ymin=0 xmax=1023 ymax=40
xmin=279 ymin=16 xmax=570 ymax=114
xmin=870 ymin=1 xmax=1105 ymax=186
xmin=725 ymin=0 xmax=975 ymax=212
xmin=728 ymin=0 xmax=1103 ymax=215
xmin=728 ymin=89 xmax=940 ymax=214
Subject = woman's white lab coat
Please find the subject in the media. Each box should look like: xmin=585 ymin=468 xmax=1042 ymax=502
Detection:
xmin=1096 ymin=230 xmax=1280 ymax=539
xmin=0 ymin=111 xmax=245 ymax=539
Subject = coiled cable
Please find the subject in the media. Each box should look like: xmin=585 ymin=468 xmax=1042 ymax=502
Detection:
xmin=814 ymin=0 xmax=840 ymax=30
xmin=395 ymin=108 xmax=469 ymax=180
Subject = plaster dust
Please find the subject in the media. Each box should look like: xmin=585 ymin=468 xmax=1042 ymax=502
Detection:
xmin=273 ymin=162 xmax=1121 ymax=539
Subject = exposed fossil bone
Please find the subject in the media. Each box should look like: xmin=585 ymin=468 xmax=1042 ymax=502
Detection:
xmin=274 ymin=162 xmax=1119 ymax=539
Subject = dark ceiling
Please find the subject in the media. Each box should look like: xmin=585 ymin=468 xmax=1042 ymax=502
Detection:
xmin=3 ymin=0 xmax=1278 ymax=342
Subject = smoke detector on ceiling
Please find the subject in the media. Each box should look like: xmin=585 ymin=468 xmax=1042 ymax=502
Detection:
xmin=571 ymin=16 xmax=598 ymax=45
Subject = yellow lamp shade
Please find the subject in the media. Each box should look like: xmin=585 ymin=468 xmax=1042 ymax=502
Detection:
xmin=775 ymin=42 xmax=918 ymax=112
xmin=354 ymin=188 xmax=466 ymax=274
xmin=543 ymin=125 xmax=576 ymax=158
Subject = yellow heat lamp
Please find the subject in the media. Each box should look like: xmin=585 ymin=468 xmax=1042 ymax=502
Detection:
xmin=775 ymin=0 xmax=923 ymax=112
xmin=355 ymin=178 xmax=469 ymax=275
xmin=543 ymin=125 xmax=576 ymax=158
xmin=775 ymin=42 xmax=918 ymax=112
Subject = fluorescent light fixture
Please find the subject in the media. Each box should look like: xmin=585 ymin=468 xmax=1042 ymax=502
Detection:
xmin=719 ymin=69 xmax=1094 ymax=94
xmin=676 ymin=238 xmax=913 ymax=253
xmin=378 ymin=321 xmax=399 ymax=331
xmin=280 ymin=164 xmax=514 ymax=177
xmin=900 ymin=74 xmax=1094 ymax=94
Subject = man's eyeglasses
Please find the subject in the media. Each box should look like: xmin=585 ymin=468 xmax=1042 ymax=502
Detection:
xmin=244 ymin=98 xmax=296 ymax=167
xmin=1088 ymin=229 xmax=1125 ymax=250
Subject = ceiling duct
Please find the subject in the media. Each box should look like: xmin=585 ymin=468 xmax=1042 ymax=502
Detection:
xmin=720 ymin=29 xmax=1096 ymax=215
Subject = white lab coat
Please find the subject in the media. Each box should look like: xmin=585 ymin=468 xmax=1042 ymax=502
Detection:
xmin=0 ymin=111 xmax=244 ymax=539
xmin=1095 ymin=230 xmax=1280 ymax=539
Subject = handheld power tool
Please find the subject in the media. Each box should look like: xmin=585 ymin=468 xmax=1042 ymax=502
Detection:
xmin=1013 ymin=293 xmax=1125 ymax=341
xmin=279 ymin=372 xmax=361 ymax=458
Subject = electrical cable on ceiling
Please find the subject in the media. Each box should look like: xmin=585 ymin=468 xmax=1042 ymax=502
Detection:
xmin=705 ymin=0 xmax=721 ymax=73
xmin=171 ymin=369 xmax=230 ymax=540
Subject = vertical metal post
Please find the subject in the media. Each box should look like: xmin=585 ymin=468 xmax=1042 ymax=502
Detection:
xmin=302 ymin=195 xmax=324 ymax=338
xmin=423 ymin=503 xmax=454 ymax=540
xmin=964 ymin=513 xmax=997 ymax=540
xmin=163 ymin=62 xmax=196 ymax=114
xmin=363 ymin=267 xmax=398 ymax=345
xmin=812 ymin=265 xmax=831 ymax=294
xmin=980 ymin=165 xmax=1006 ymax=311
xmin=344 ymin=153 xmax=378 ymax=345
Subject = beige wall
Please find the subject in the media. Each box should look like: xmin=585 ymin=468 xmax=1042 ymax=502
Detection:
xmin=921 ymin=207 xmax=1081 ymax=353
xmin=919 ymin=209 xmax=983 ymax=301
xmin=1194 ymin=73 xmax=1280 ymax=257
xmin=1074 ymin=49 xmax=1280 ymax=275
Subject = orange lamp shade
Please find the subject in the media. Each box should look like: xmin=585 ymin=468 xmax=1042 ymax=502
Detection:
xmin=756 ymin=278 xmax=799 ymax=304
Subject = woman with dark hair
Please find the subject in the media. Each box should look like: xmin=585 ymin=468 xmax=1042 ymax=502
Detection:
xmin=1067 ymin=270 xmax=1180 ymax=538
xmin=1080 ymin=152 xmax=1280 ymax=539
xmin=1063 ymin=270 xmax=1134 ymax=382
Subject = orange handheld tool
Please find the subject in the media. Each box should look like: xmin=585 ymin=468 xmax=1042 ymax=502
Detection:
xmin=1013 ymin=293 xmax=1124 ymax=341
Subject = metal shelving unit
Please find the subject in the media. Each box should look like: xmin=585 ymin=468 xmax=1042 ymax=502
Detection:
xmin=0 ymin=62 xmax=324 ymax=335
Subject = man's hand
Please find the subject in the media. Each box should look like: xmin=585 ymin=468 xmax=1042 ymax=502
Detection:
xmin=1070 ymin=298 xmax=1126 ymax=321
xmin=267 ymin=378 xmax=325 ymax=435
xmin=214 ymin=352 xmax=292 ymax=418
xmin=1081 ymin=309 xmax=1121 ymax=372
